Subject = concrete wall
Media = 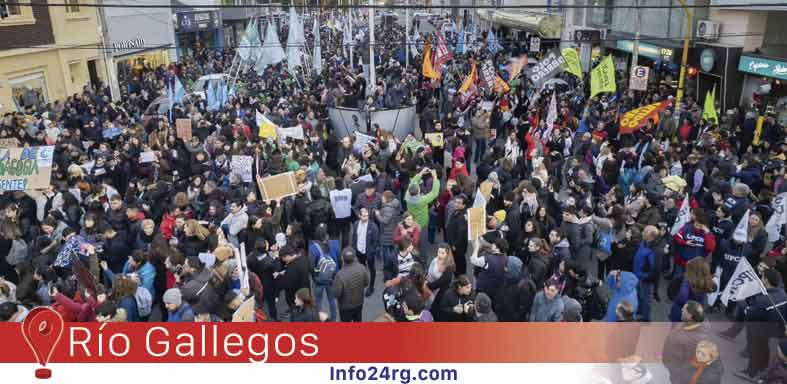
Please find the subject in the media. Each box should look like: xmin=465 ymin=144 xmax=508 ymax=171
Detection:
xmin=708 ymin=9 xmax=767 ymax=50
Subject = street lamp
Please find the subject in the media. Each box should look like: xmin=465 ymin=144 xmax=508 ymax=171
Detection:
xmin=675 ymin=0 xmax=692 ymax=114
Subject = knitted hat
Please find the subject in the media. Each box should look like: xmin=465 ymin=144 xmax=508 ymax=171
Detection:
xmin=163 ymin=288 xmax=182 ymax=306
xmin=733 ymin=182 xmax=750 ymax=197
xmin=475 ymin=293 xmax=492 ymax=314
xmin=562 ymin=296 xmax=583 ymax=322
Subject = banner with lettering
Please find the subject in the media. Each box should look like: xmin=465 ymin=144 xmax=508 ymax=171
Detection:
xmin=618 ymin=100 xmax=672 ymax=134
xmin=590 ymin=55 xmax=616 ymax=99
xmin=526 ymin=50 xmax=566 ymax=89
xmin=0 ymin=146 xmax=54 ymax=191
xmin=230 ymin=155 xmax=254 ymax=183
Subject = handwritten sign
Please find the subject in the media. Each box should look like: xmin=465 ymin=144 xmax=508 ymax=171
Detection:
xmin=425 ymin=132 xmax=444 ymax=148
xmin=278 ymin=125 xmax=305 ymax=141
xmin=176 ymin=119 xmax=192 ymax=140
xmin=0 ymin=146 xmax=54 ymax=191
xmin=257 ymin=172 xmax=299 ymax=201
xmin=140 ymin=151 xmax=156 ymax=163
xmin=232 ymin=296 xmax=256 ymax=322
xmin=0 ymin=138 xmax=20 ymax=148
xmin=467 ymin=206 xmax=486 ymax=240
xmin=231 ymin=155 xmax=254 ymax=183
xmin=102 ymin=127 xmax=122 ymax=140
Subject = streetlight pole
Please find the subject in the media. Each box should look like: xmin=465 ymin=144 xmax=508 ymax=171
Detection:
xmin=675 ymin=0 xmax=692 ymax=114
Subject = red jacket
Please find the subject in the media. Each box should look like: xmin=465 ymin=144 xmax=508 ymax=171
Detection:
xmin=673 ymin=224 xmax=716 ymax=266
xmin=160 ymin=214 xmax=177 ymax=240
xmin=449 ymin=165 xmax=469 ymax=181
xmin=53 ymin=293 xmax=97 ymax=322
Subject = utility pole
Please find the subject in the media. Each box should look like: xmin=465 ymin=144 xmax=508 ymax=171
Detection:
xmin=96 ymin=0 xmax=120 ymax=101
xmin=405 ymin=0 xmax=409 ymax=68
xmin=368 ymin=0 xmax=376 ymax=95
xmin=630 ymin=0 xmax=642 ymax=98
xmin=675 ymin=0 xmax=692 ymax=117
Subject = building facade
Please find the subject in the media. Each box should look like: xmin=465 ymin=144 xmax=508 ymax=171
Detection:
xmin=0 ymin=0 xmax=106 ymax=113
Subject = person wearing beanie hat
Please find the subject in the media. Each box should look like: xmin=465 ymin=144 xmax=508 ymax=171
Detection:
xmin=473 ymin=292 xmax=497 ymax=322
xmin=164 ymin=288 xmax=194 ymax=322
xmin=561 ymin=296 xmax=583 ymax=322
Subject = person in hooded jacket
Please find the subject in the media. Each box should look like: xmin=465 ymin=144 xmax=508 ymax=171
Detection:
xmin=495 ymin=256 xmax=536 ymax=321
xmin=604 ymin=270 xmax=639 ymax=322
xmin=434 ymin=275 xmax=475 ymax=322
xmin=305 ymin=186 xmax=333 ymax=240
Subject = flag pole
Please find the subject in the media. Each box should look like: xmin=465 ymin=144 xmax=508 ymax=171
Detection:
xmin=405 ymin=0 xmax=409 ymax=69
xmin=368 ymin=0 xmax=376 ymax=96
xmin=758 ymin=275 xmax=787 ymax=326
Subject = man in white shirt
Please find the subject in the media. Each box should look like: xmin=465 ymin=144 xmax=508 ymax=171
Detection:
xmin=220 ymin=200 xmax=248 ymax=248
xmin=352 ymin=208 xmax=380 ymax=297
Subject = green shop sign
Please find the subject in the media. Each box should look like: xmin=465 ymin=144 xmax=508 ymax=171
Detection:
xmin=738 ymin=55 xmax=787 ymax=80
xmin=616 ymin=40 xmax=674 ymax=61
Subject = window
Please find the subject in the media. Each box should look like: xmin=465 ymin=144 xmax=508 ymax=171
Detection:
xmin=9 ymin=72 xmax=48 ymax=109
xmin=65 ymin=0 xmax=80 ymax=13
xmin=2 ymin=2 xmax=21 ymax=17
xmin=69 ymin=62 xmax=84 ymax=85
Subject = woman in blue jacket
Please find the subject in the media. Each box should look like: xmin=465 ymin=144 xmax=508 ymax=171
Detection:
xmin=604 ymin=270 xmax=639 ymax=322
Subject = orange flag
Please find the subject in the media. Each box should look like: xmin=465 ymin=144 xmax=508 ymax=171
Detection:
xmin=459 ymin=62 xmax=477 ymax=93
xmin=422 ymin=39 xmax=441 ymax=80
xmin=494 ymin=75 xmax=510 ymax=94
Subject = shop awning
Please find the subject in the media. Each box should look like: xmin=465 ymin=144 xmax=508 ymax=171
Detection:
xmin=476 ymin=10 xmax=562 ymax=39
xmin=739 ymin=53 xmax=787 ymax=81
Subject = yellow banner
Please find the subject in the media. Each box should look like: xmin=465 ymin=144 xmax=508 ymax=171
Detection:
xmin=590 ymin=55 xmax=616 ymax=99
xmin=561 ymin=48 xmax=583 ymax=80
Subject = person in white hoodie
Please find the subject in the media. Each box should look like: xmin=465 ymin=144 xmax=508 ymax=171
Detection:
xmin=221 ymin=199 xmax=249 ymax=248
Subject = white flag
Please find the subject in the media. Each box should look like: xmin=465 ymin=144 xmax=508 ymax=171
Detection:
xmin=541 ymin=93 xmax=557 ymax=143
xmin=286 ymin=7 xmax=305 ymax=73
xmin=708 ymin=266 xmax=722 ymax=306
xmin=671 ymin=194 xmax=691 ymax=236
xmin=733 ymin=209 xmax=750 ymax=243
xmin=720 ymin=257 xmax=767 ymax=306
xmin=766 ymin=192 xmax=787 ymax=242
xmin=472 ymin=187 xmax=487 ymax=208
xmin=256 ymin=21 xmax=285 ymax=72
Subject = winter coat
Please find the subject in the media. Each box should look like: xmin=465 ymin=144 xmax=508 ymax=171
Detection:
xmin=604 ymin=271 xmax=639 ymax=322
xmin=405 ymin=173 xmax=440 ymax=229
xmin=331 ymin=260 xmax=370 ymax=310
xmin=375 ymin=199 xmax=402 ymax=246
xmin=529 ymin=291 xmax=565 ymax=322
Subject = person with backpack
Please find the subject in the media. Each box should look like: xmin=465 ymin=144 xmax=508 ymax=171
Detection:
xmin=309 ymin=225 xmax=339 ymax=322
xmin=633 ymin=226 xmax=659 ymax=322
xmin=306 ymin=186 xmax=333 ymax=241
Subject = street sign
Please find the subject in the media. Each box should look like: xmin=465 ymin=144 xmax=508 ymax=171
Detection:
xmin=529 ymin=37 xmax=541 ymax=53
xmin=629 ymin=65 xmax=650 ymax=91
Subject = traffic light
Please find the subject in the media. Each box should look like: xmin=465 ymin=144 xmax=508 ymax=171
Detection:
xmin=687 ymin=66 xmax=698 ymax=77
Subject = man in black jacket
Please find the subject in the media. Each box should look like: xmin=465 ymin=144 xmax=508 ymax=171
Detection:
xmin=743 ymin=269 xmax=787 ymax=379
xmin=275 ymin=245 xmax=312 ymax=310
xmin=444 ymin=194 xmax=469 ymax=275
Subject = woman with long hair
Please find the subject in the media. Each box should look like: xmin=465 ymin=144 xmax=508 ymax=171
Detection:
xmin=110 ymin=275 xmax=140 ymax=322
xmin=427 ymin=244 xmax=456 ymax=310
xmin=527 ymin=238 xmax=552 ymax=289
xmin=179 ymin=219 xmax=211 ymax=258
xmin=670 ymin=258 xmax=716 ymax=322
xmin=291 ymin=288 xmax=323 ymax=322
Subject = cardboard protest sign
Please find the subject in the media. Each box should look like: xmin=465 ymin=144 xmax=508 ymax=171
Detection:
xmin=257 ymin=172 xmax=298 ymax=201
xmin=232 ymin=296 xmax=256 ymax=322
xmin=102 ymin=127 xmax=122 ymax=140
xmin=0 ymin=146 xmax=54 ymax=191
xmin=425 ymin=132 xmax=444 ymax=148
xmin=140 ymin=151 xmax=156 ymax=163
xmin=479 ymin=181 xmax=494 ymax=201
xmin=176 ymin=118 xmax=192 ymax=140
xmin=0 ymin=138 xmax=19 ymax=148
xmin=467 ymin=206 xmax=486 ymax=240
xmin=230 ymin=155 xmax=254 ymax=183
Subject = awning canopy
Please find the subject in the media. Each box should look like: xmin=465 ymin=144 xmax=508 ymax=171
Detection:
xmin=476 ymin=10 xmax=562 ymax=39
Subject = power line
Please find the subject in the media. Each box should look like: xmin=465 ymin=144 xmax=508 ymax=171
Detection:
xmin=7 ymin=1 xmax=787 ymax=9
xmin=1 ymin=31 xmax=768 ymax=52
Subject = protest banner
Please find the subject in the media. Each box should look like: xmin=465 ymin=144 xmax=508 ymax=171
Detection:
xmin=467 ymin=206 xmax=486 ymax=240
xmin=278 ymin=125 xmax=305 ymax=141
xmin=0 ymin=146 xmax=54 ymax=192
xmin=176 ymin=119 xmax=192 ymax=140
xmin=231 ymin=155 xmax=254 ymax=183
xmin=257 ymin=172 xmax=298 ymax=201
xmin=618 ymin=100 xmax=672 ymax=134
xmin=481 ymin=60 xmax=497 ymax=91
xmin=526 ymin=50 xmax=566 ymax=89
xmin=590 ymin=55 xmax=616 ymax=99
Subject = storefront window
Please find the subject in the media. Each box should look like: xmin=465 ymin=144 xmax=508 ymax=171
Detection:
xmin=9 ymin=72 xmax=47 ymax=109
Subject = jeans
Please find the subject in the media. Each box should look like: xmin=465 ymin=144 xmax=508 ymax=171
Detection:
xmin=382 ymin=245 xmax=397 ymax=282
xmin=474 ymin=138 xmax=486 ymax=164
xmin=428 ymin=208 xmax=438 ymax=244
xmin=314 ymin=284 xmax=337 ymax=322
xmin=340 ymin=305 xmax=363 ymax=322
xmin=357 ymin=251 xmax=376 ymax=289
xmin=637 ymin=281 xmax=654 ymax=322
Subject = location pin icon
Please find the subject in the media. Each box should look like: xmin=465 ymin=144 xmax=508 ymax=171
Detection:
xmin=21 ymin=307 xmax=64 ymax=379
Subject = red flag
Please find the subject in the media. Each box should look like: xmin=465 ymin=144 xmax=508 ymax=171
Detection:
xmin=432 ymin=24 xmax=453 ymax=71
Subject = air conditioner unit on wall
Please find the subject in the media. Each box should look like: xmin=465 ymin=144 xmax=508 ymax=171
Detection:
xmin=697 ymin=20 xmax=720 ymax=40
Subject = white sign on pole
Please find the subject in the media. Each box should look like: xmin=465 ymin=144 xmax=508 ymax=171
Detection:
xmin=529 ymin=37 xmax=541 ymax=53
xmin=629 ymin=65 xmax=650 ymax=91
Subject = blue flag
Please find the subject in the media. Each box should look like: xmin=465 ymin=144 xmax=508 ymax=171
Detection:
xmin=487 ymin=30 xmax=501 ymax=55
xmin=455 ymin=29 xmax=466 ymax=55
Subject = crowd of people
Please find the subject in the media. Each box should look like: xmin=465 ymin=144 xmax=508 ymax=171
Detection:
xmin=0 ymin=9 xmax=786 ymax=383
